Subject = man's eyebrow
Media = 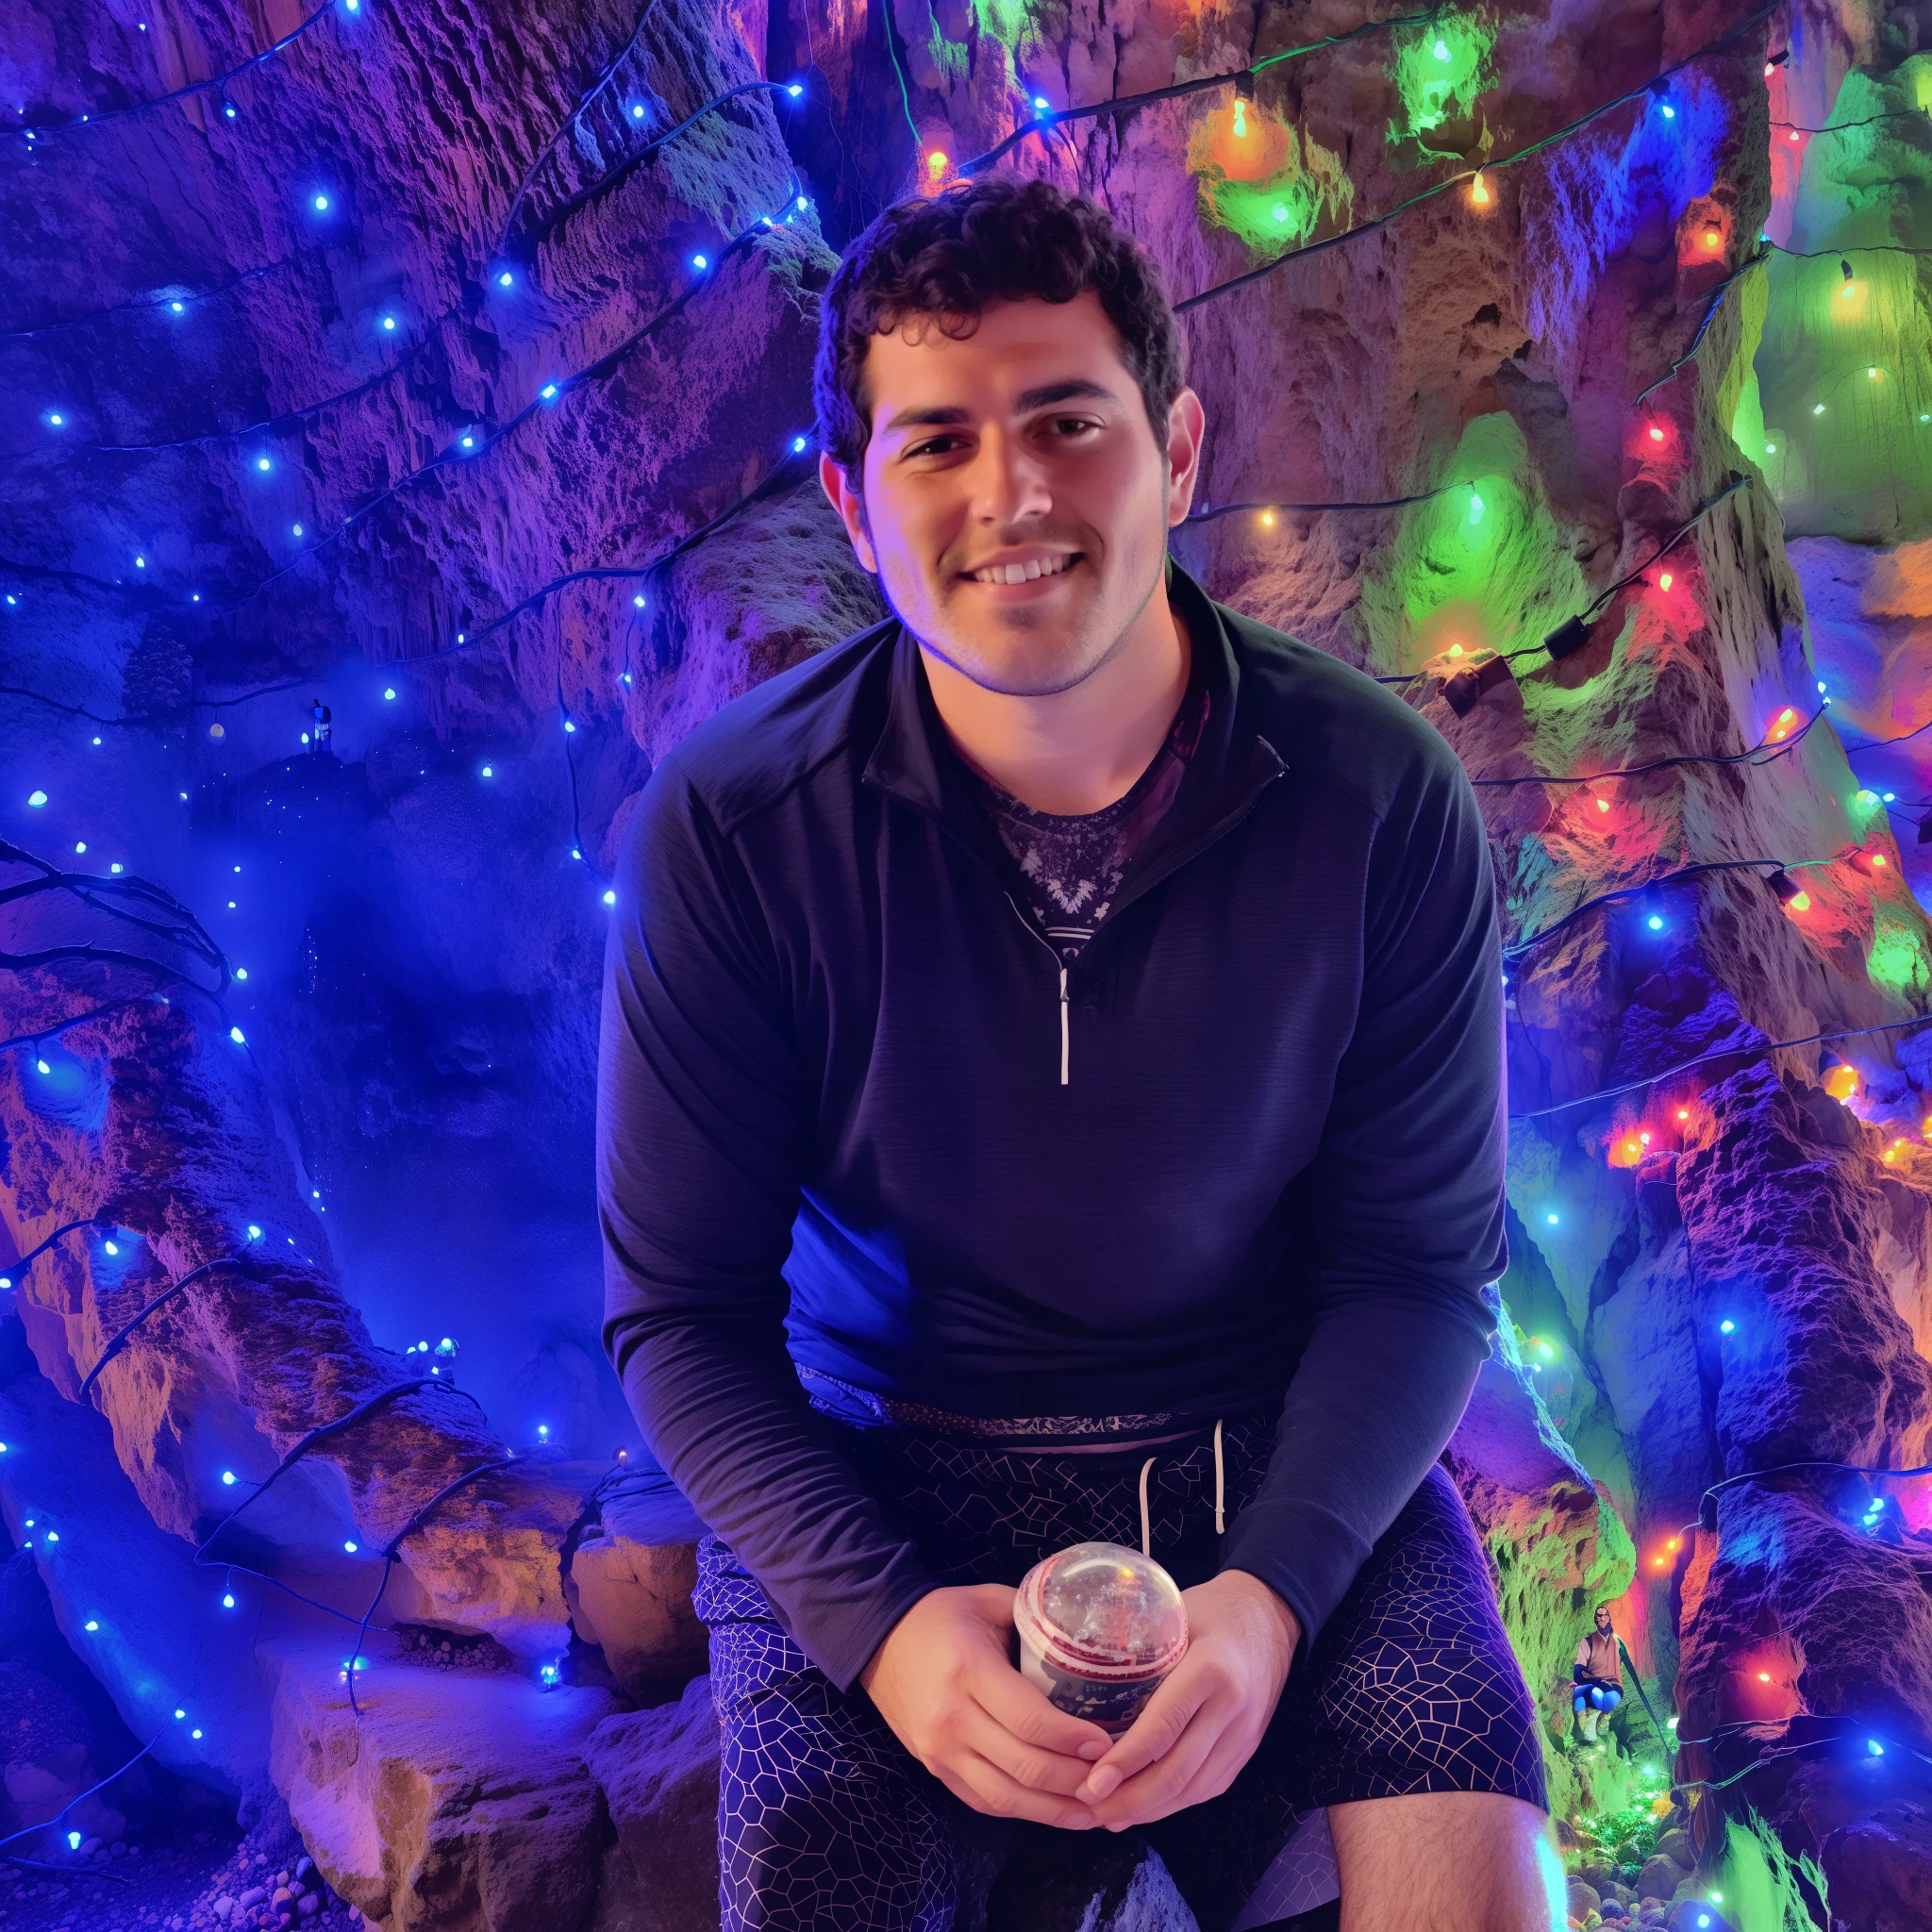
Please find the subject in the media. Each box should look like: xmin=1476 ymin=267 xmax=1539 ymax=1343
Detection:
xmin=880 ymin=378 xmax=1123 ymax=435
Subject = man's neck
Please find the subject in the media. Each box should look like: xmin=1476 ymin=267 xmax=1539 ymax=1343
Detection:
xmin=917 ymin=581 xmax=1193 ymax=817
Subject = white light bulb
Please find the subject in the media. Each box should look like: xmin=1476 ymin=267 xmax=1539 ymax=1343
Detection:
xmin=170 ymin=299 xmax=184 ymax=313
xmin=603 ymin=888 xmax=617 ymax=906
xmin=541 ymin=383 xmax=558 ymax=400
xmin=314 ymin=194 xmax=329 ymax=211
xmin=692 ymin=253 xmax=708 ymax=270
xmin=633 ymin=593 xmax=645 ymax=608
xmin=382 ymin=314 xmax=396 ymax=330
xmin=344 ymin=1540 xmax=358 ymax=1553
xmin=498 ymin=270 xmax=512 ymax=288
xmin=385 ymin=687 xmax=396 ymax=699
xmin=257 ymin=456 xmax=271 ymax=471
xmin=247 ymin=1224 xmax=261 ymax=1240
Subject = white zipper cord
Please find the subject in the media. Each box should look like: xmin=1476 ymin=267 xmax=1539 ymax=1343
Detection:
xmin=1058 ymin=966 xmax=1069 ymax=1087
xmin=1213 ymin=1419 xmax=1225 ymax=1535
xmin=1139 ymin=1457 xmax=1155 ymax=1557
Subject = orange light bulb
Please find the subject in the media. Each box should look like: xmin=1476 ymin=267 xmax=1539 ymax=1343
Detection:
xmin=1595 ymin=798 xmax=1611 ymax=813
xmin=1259 ymin=508 xmax=1275 ymax=527
xmin=926 ymin=150 xmax=947 ymax=178
xmin=1232 ymin=100 xmax=1247 ymax=137
xmin=1702 ymin=227 xmax=1722 ymax=250
xmin=1659 ymin=571 xmax=1674 ymax=591
xmin=1790 ymin=891 xmax=1810 ymax=911
xmin=1471 ymin=170 xmax=1491 ymax=207
xmin=1648 ymin=425 xmax=1665 ymax=443
xmin=1676 ymin=1108 xmax=1690 ymax=1120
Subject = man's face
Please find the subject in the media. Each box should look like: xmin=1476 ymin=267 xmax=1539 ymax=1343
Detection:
xmin=1595 ymin=1608 xmax=1611 ymax=1632
xmin=820 ymin=291 xmax=1204 ymax=697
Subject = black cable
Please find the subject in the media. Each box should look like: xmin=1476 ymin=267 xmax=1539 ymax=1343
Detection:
xmin=0 ymin=991 xmax=172 ymax=1052
xmin=344 ymin=1455 xmax=520 ymax=1717
xmin=0 ymin=1216 xmax=103 ymax=1276
xmin=1539 ymin=473 xmax=1752 ymax=659
xmin=192 ymin=1377 xmax=487 ymax=1562
xmin=1509 ymin=1011 xmax=1932 ymax=1121
xmin=1634 ymin=246 xmax=1773 ymax=407
xmin=494 ymin=0 xmax=670 ymax=253
xmin=1171 ymin=2 xmax=1783 ymax=315
xmin=1502 ymin=854 xmax=1833 ymax=963
xmin=1688 ymin=1458 xmax=1932 ymax=1535
xmin=0 ymin=843 xmax=231 ymax=982
xmin=78 ymin=1257 xmax=258 ymax=1402
xmin=517 ymin=81 xmax=803 ymax=254
xmin=1770 ymin=112 xmax=1930 ymax=136
xmin=1470 ymin=705 xmax=1826 ymax=789
xmin=956 ymin=9 xmax=1441 ymax=177
xmin=14 ymin=0 xmax=360 ymax=138
xmin=208 ymin=175 xmax=801 ymax=618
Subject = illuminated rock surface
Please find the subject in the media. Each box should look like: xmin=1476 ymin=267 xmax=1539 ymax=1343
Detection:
xmin=5 ymin=1 xmax=1932 ymax=1928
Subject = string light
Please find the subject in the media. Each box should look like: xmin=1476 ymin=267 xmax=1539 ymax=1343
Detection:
xmin=1470 ymin=169 xmax=1491 ymax=207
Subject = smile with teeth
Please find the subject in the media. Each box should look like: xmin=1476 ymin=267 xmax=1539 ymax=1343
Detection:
xmin=965 ymin=552 xmax=1079 ymax=585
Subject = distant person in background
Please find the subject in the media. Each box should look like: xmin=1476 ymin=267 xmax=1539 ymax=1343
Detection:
xmin=1573 ymin=1603 xmax=1624 ymax=1743
xmin=310 ymin=697 xmax=332 ymax=754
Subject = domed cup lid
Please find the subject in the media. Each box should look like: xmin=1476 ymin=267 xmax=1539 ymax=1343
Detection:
xmin=1014 ymin=1541 xmax=1189 ymax=1681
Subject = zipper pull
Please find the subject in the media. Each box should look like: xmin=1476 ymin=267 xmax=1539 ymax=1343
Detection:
xmin=1058 ymin=965 xmax=1069 ymax=1086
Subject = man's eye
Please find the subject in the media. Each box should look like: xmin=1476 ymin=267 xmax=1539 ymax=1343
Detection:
xmin=1050 ymin=418 xmax=1100 ymax=438
xmin=906 ymin=436 xmax=960 ymax=458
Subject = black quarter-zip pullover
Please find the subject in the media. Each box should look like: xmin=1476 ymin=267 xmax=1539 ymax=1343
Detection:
xmin=597 ymin=558 xmax=1509 ymax=1690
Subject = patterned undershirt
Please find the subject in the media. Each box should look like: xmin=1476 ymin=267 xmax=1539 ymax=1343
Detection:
xmin=974 ymin=671 xmax=1211 ymax=965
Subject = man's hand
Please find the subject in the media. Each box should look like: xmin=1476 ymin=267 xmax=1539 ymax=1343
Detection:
xmin=1077 ymin=1569 xmax=1300 ymax=1829
xmin=859 ymin=1584 xmax=1114 ymax=1829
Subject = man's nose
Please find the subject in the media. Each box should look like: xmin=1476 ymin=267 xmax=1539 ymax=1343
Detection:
xmin=966 ymin=425 xmax=1054 ymax=524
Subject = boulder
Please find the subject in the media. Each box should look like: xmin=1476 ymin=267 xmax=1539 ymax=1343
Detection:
xmin=565 ymin=1478 xmax=708 ymax=1699
xmin=1568 ymin=1878 xmax=1603 ymax=1922
xmin=1637 ymin=1855 xmax=1690 ymax=1902
xmin=579 ymin=1676 xmax=719 ymax=1932
xmin=262 ymin=1632 xmax=618 ymax=1932
xmin=1819 ymin=1799 xmax=1932 ymax=1932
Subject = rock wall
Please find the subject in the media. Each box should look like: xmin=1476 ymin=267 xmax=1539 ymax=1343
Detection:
xmin=7 ymin=0 xmax=1932 ymax=1927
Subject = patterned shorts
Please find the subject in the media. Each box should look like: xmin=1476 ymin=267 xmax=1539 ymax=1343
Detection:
xmin=694 ymin=1384 xmax=1546 ymax=1932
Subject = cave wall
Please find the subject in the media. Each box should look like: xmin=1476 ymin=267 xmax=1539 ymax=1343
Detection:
xmin=7 ymin=0 xmax=1932 ymax=1926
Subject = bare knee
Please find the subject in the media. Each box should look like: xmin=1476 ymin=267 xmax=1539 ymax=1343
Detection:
xmin=1329 ymin=1790 xmax=1558 ymax=1932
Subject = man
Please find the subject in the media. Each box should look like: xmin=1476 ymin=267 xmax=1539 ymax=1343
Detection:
xmin=598 ymin=176 xmax=1551 ymax=1930
xmin=1574 ymin=1604 xmax=1624 ymax=1745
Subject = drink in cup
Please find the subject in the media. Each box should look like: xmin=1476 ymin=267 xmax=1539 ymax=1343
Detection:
xmin=1012 ymin=1541 xmax=1190 ymax=1736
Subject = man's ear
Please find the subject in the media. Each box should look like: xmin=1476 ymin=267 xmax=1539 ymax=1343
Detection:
xmin=819 ymin=451 xmax=878 ymax=574
xmin=1163 ymin=386 xmax=1208 ymax=528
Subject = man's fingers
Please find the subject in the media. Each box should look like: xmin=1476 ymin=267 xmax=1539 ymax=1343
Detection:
xmin=937 ymin=1749 xmax=1098 ymax=1830
xmin=972 ymin=1658 xmax=1114 ymax=1763
xmin=958 ymin=1707 xmax=1099 ymax=1800
xmin=1086 ymin=1698 xmax=1226 ymax=1826
xmin=1079 ymin=1665 xmax=1211 ymax=1800
xmin=1091 ymin=1719 xmax=1251 ymax=1830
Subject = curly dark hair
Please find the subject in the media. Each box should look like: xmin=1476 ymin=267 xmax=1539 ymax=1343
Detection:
xmin=812 ymin=175 xmax=1188 ymax=484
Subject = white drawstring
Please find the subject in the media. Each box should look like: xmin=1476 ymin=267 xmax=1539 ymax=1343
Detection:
xmin=1139 ymin=1457 xmax=1155 ymax=1557
xmin=1213 ymin=1419 xmax=1224 ymax=1535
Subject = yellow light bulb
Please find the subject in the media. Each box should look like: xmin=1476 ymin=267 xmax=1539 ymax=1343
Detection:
xmin=1470 ymin=169 xmax=1490 ymax=207
xmin=1659 ymin=571 xmax=1673 ymax=591
xmin=1790 ymin=891 xmax=1810 ymax=911
xmin=1232 ymin=100 xmax=1247 ymax=137
xmin=1447 ymin=643 xmax=1464 ymax=658
xmin=1258 ymin=508 xmax=1275 ymax=527
xmin=926 ymin=150 xmax=947 ymax=177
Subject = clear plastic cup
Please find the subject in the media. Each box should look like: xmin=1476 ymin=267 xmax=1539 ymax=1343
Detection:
xmin=1013 ymin=1541 xmax=1189 ymax=1736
